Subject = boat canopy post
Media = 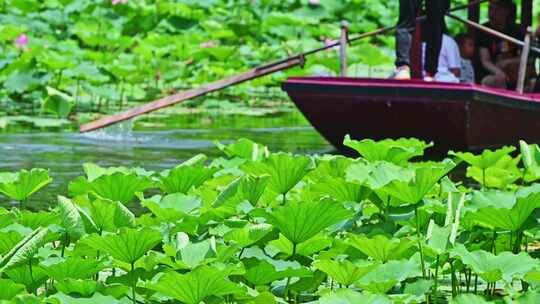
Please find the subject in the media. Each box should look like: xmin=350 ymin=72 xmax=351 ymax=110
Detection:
xmin=516 ymin=27 xmax=533 ymax=93
xmin=340 ymin=21 xmax=349 ymax=77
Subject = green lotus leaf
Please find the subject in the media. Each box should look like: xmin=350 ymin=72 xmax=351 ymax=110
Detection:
xmin=16 ymin=210 xmax=60 ymax=229
xmin=47 ymin=292 xmax=126 ymax=304
xmin=41 ymin=256 xmax=104 ymax=280
xmin=310 ymin=177 xmax=371 ymax=203
xmin=215 ymin=138 xmax=269 ymax=160
xmin=514 ymin=291 xmax=540 ymax=303
xmin=343 ymin=135 xmax=433 ymax=165
xmin=56 ymin=196 xmax=85 ymax=240
xmin=243 ymin=257 xmax=312 ymax=286
xmin=55 ymin=279 xmax=99 ymax=297
xmin=159 ymin=165 xmax=217 ymax=194
xmin=314 ymin=259 xmax=376 ymax=286
xmin=450 ymin=244 xmax=539 ymax=283
xmin=449 ymin=294 xmax=491 ymax=303
xmin=0 ymin=169 xmax=52 ymax=201
xmin=241 ymin=153 xmax=314 ymax=195
xmin=465 ymin=192 xmax=540 ymax=231
xmin=466 ymin=154 xmax=521 ymax=188
xmin=82 ymin=163 xmax=135 ymax=182
xmin=4 ymin=262 xmax=48 ymax=293
xmin=318 ymin=289 xmax=392 ymax=304
xmin=224 ymin=223 xmax=272 ymax=248
xmin=83 ymin=228 xmax=162 ymax=265
xmin=380 ymin=160 xmax=457 ymax=205
xmin=0 ymin=227 xmax=48 ymax=272
xmin=140 ymin=193 xmax=201 ymax=222
xmin=450 ymin=146 xmax=516 ymax=169
xmin=357 ymin=259 xmax=421 ymax=293
xmin=164 ymin=233 xmax=217 ymax=269
xmin=0 ymin=279 xmax=26 ymax=300
xmin=42 ymin=86 xmax=74 ymax=119
xmin=309 ymin=155 xmax=355 ymax=181
xmin=425 ymin=220 xmax=452 ymax=256
xmin=346 ymin=160 xmax=413 ymax=190
xmin=74 ymin=197 xmax=135 ymax=233
xmin=149 ymin=266 xmax=243 ymax=304
xmin=0 ymin=230 xmax=24 ymax=255
xmin=267 ymin=233 xmax=332 ymax=257
xmin=266 ymin=198 xmax=353 ymax=245
xmin=520 ymin=140 xmax=540 ymax=182
xmin=69 ymin=172 xmax=153 ymax=204
xmin=239 ymin=175 xmax=270 ymax=206
xmin=347 ymin=234 xmax=414 ymax=263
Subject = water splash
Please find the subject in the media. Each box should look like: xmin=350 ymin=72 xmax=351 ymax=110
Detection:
xmin=81 ymin=119 xmax=136 ymax=142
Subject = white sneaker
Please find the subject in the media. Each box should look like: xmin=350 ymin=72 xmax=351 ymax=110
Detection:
xmin=389 ymin=66 xmax=411 ymax=80
xmin=423 ymin=76 xmax=435 ymax=82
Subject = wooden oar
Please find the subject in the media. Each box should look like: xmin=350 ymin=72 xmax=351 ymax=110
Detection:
xmin=80 ymin=0 xmax=489 ymax=133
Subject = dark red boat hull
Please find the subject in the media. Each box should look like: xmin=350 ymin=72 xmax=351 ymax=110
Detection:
xmin=282 ymin=77 xmax=540 ymax=152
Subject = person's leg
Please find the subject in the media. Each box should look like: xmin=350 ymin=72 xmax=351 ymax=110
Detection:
xmin=424 ymin=0 xmax=447 ymax=76
xmin=395 ymin=0 xmax=422 ymax=68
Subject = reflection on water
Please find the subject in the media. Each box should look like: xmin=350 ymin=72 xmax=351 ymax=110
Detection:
xmin=0 ymin=111 xmax=332 ymax=209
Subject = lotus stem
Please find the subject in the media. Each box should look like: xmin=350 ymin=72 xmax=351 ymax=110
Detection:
xmin=29 ymin=260 xmax=35 ymax=295
xmin=482 ymin=168 xmax=486 ymax=188
xmin=450 ymin=260 xmax=457 ymax=297
xmin=474 ymin=274 xmax=478 ymax=294
xmin=491 ymin=230 xmax=497 ymax=254
xmin=415 ymin=207 xmax=426 ymax=278
xmin=466 ymin=269 xmax=472 ymax=292
xmin=131 ymin=262 xmax=136 ymax=304
xmin=283 ymin=243 xmax=297 ymax=303
xmin=434 ymin=255 xmax=440 ymax=295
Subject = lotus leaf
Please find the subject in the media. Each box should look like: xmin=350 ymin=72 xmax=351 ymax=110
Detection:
xmin=266 ymin=198 xmax=353 ymax=245
xmin=69 ymin=173 xmax=153 ymax=204
xmin=241 ymin=153 xmax=313 ymax=195
xmin=347 ymin=234 xmax=414 ymax=262
xmin=0 ymin=169 xmax=52 ymax=202
xmin=344 ymin=135 xmax=432 ymax=165
xmin=0 ymin=227 xmax=48 ymax=272
xmin=357 ymin=259 xmax=421 ymax=293
xmin=314 ymin=259 xmax=376 ymax=286
xmin=318 ymin=289 xmax=392 ymax=304
xmin=149 ymin=266 xmax=243 ymax=304
xmin=159 ymin=165 xmax=217 ymax=194
xmin=83 ymin=228 xmax=162 ymax=265
xmin=450 ymin=244 xmax=539 ymax=283
xmin=243 ymin=257 xmax=312 ymax=286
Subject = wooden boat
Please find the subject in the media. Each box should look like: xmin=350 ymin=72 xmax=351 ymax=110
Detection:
xmin=282 ymin=77 xmax=540 ymax=152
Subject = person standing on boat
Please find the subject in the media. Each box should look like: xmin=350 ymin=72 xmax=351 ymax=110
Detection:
xmin=391 ymin=0 xmax=450 ymax=80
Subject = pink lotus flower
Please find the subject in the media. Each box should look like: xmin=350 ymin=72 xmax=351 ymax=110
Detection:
xmin=14 ymin=34 xmax=28 ymax=49
xmin=112 ymin=0 xmax=128 ymax=5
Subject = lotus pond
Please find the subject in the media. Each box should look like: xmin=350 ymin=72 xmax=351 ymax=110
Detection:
xmin=4 ymin=136 xmax=540 ymax=303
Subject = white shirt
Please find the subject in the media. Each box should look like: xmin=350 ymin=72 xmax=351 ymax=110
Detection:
xmin=422 ymin=34 xmax=461 ymax=83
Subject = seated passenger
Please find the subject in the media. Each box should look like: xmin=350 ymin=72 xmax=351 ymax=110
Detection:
xmin=422 ymin=29 xmax=461 ymax=83
xmin=475 ymin=0 xmax=524 ymax=89
xmin=456 ymin=33 xmax=476 ymax=84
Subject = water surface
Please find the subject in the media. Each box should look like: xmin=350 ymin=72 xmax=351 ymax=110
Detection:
xmin=0 ymin=111 xmax=332 ymax=209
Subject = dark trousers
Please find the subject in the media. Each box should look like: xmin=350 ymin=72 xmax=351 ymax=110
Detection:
xmin=395 ymin=0 xmax=449 ymax=75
